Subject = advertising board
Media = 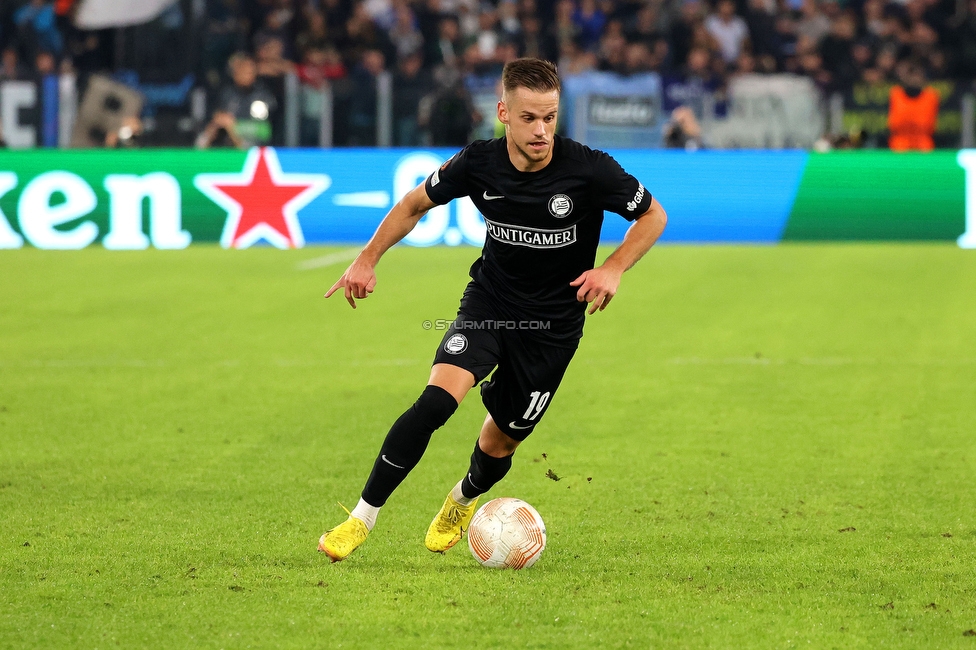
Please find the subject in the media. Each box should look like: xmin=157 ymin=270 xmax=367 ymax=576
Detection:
xmin=0 ymin=147 xmax=970 ymax=249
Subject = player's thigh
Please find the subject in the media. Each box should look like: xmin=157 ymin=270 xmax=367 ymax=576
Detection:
xmin=480 ymin=335 xmax=578 ymax=441
xmin=431 ymin=317 xmax=502 ymax=402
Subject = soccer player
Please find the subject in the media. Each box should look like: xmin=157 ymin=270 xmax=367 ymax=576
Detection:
xmin=319 ymin=57 xmax=667 ymax=561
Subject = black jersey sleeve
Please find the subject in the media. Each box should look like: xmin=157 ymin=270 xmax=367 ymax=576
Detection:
xmin=424 ymin=146 xmax=474 ymax=205
xmin=592 ymin=151 xmax=652 ymax=221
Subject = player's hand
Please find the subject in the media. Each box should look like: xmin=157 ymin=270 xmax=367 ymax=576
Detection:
xmin=570 ymin=266 xmax=622 ymax=315
xmin=325 ymin=258 xmax=377 ymax=309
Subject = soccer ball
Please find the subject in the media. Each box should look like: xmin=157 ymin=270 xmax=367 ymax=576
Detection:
xmin=467 ymin=498 xmax=547 ymax=569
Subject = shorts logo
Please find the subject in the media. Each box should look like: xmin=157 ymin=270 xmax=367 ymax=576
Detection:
xmin=548 ymin=194 xmax=573 ymax=218
xmin=444 ymin=333 xmax=468 ymax=355
xmin=626 ymin=183 xmax=645 ymax=212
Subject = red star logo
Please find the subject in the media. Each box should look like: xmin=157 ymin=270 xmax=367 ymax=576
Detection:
xmin=194 ymin=147 xmax=330 ymax=249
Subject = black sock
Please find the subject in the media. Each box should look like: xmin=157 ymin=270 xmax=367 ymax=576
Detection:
xmin=460 ymin=440 xmax=513 ymax=499
xmin=361 ymin=385 xmax=458 ymax=507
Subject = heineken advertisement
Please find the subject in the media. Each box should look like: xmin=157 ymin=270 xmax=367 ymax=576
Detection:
xmin=0 ymin=147 xmax=971 ymax=249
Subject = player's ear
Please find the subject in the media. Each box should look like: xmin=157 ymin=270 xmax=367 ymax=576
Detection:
xmin=497 ymin=100 xmax=508 ymax=125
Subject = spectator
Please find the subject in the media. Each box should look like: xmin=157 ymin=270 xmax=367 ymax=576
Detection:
xmin=243 ymin=0 xmax=275 ymax=42
xmin=597 ymin=19 xmax=628 ymax=71
xmin=907 ymin=17 xmax=940 ymax=70
xmin=255 ymin=33 xmax=295 ymax=77
xmin=341 ymin=2 xmax=395 ymax=67
xmin=819 ymin=13 xmax=858 ymax=89
xmin=363 ymin=0 xmax=396 ymax=31
xmin=704 ymin=0 xmax=749 ymax=65
xmin=627 ymin=4 xmax=666 ymax=48
xmin=850 ymin=40 xmax=874 ymax=74
xmin=427 ymin=16 xmax=461 ymax=68
xmin=0 ymin=47 xmax=26 ymax=81
xmin=32 ymin=49 xmax=56 ymax=79
xmin=298 ymin=46 xmax=347 ymax=87
xmin=297 ymin=46 xmax=347 ymax=145
xmin=887 ymin=59 xmax=938 ymax=151
xmin=948 ymin=0 xmax=976 ymax=76
xmin=418 ymin=66 xmax=481 ymax=145
xmin=622 ymin=42 xmax=655 ymax=74
xmin=497 ymin=0 xmax=521 ymax=42
xmin=558 ymin=38 xmax=598 ymax=74
xmin=456 ymin=2 xmax=479 ymax=42
xmin=573 ymin=0 xmax=607 ymax=51
xmin=670 ymin=0 xmax=705 ymax=68
xmin=663 ymin=105 xmax=703 ymax=149
xmin=875 ymin=44 xmax=898 ymax=81
xmin=388 ymin=3 xmax=424 ymax=59
xmin=346 ymin=48 xmax=385 ymax=145
xmin=796 ymin=0 xmax=830 ymax=45
xmin=690 ymin=18 xmax=720 ymax=60
xmin=734 ymin=51 xmax=756 ymax=75
xmin=202 ymin=0 xmax=247 ymax=86
xmin=798 ymin=49 xmax=831 ymax=92
xmin=877 ymin=10 xmax=910 ymax=54
xmin=296 ymin=10 xmax=337 ymax=60
xmin=392 ymin=51 xmax=433 ymax=145
xmin=655 ymin=36 xmax=672 ymax=68
xmin=197 ymin=53 xmax=278 ymax=148
xmin=253 ymin=2 xmax=297 ymax=61
xmin=254 ymin=32 xmax=293 ymax=146
xmin=14 ymin=0 xmax=63 ymax=59
xmin=862 ymin=0 xmax=886 ymax=39
xmin=771 ymin=12 xmax=798 ymax=66
xmin=518 ymin=0 xmax=538 ymax=22
xmin=517 ymin=15 xmax=556 ymax=60
xmin=471 ymin=5 xmax=502 ymax=65
xmin=744 ymin=0 xmax=779 ymax=63
xmin=319 ymin=0 xmax=352 ymax=33
xmin=550 ymin=0 xmax=581 ymax=55
xmin=859 ymin=64 xmax=885 ymax=85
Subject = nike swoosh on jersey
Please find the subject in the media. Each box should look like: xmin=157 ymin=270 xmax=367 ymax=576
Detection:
xmin=509 ymin=421 xmax=533 ymax=430
xmin=483 ymin=191 xmax=505 ymax=201
xmin=381 ymin=454 xmax=405 ymax=469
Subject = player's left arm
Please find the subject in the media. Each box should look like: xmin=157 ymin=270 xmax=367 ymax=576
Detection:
xmin=570 ymin=197 xmax=667 ymax=314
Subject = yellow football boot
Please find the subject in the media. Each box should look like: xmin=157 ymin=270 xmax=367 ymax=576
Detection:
xmin=318 ymin=510 xmax=370 ymax=562
xmin=425 ymin=492 xmax=479 ymax=553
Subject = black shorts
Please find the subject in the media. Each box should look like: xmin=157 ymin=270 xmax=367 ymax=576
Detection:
xmin=432 ymin=283 xmax=578 ymax=441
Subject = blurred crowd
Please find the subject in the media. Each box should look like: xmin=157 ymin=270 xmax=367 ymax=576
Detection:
xmin=1 ymin=0 xmax=974 ymax=147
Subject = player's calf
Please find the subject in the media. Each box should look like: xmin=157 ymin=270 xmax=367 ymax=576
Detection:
xmin=361 ymin=384 xmax=459 ymax=507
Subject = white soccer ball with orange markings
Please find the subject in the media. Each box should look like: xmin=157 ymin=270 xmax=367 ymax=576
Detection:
xmin=467 ymin=497 xmax=547 ymax=569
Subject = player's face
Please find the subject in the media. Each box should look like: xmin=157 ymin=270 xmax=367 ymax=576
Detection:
xmin=498 ymin=87 xmax=559 ymax=171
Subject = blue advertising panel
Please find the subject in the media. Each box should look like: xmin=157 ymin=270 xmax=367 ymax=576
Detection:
xmin=0 ymin=147 xmax=813 ymax=250
xmin=275 ymin=148 xmax=808 ymax=245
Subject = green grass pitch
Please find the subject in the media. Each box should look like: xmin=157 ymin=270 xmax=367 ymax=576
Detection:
xmin=1 ymin=244 xmax=975 ymax=648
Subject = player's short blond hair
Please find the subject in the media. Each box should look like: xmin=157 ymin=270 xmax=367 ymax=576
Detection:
xmin=501 ymin=58 xmax=560 ymax=96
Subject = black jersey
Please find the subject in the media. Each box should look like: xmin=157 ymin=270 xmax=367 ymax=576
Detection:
xmin=424 ymin=135 xmax=652 ymax=347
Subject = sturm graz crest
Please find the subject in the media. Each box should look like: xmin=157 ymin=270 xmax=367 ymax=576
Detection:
xmin=444 ymin=333 xmax=468 ymax=355
xmin=548 ymin=194 xmax=573 ymax=218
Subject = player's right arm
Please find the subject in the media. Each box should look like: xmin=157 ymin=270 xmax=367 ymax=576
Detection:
xmin=325 ymin=183 xmax=437 ymax=309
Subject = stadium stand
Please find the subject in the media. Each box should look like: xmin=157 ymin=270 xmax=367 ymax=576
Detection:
xmin=0 ymin=0 xmax=972 ymax=148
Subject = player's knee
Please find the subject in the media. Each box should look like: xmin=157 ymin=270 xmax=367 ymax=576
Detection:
xmin=480 ymin=433 xmax=519 ymax=457
xmin=412 ymin=384 xmax=459 ymax=430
